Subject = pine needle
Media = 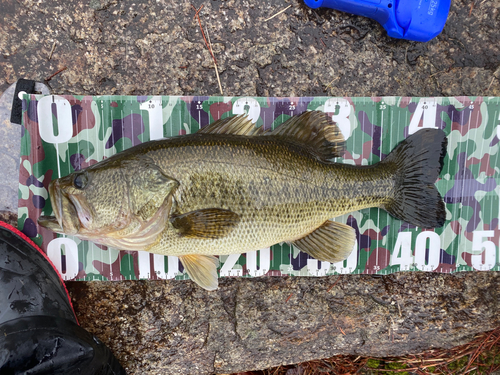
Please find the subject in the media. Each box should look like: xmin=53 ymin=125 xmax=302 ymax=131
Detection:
xmin=264 ymin=5 xmax=292 ymax=22
xmin=191 ymin=4 xmax=223 ymax=95
xmin=204 ymin=24 xmax=223 ymax=95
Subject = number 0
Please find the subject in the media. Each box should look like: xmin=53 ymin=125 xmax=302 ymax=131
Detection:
xmin=37 ymin=96 xmax=73 ymax=143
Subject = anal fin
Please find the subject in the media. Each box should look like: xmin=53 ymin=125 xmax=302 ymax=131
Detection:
xmin=179 ymin=254 xmax=219 ymax=291
xmin=293 ymin=220 xmax=356 ymax=263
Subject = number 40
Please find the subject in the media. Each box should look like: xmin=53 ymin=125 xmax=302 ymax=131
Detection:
xmin=391 ymin=230 xmax=498 ymax=271
xmin=390 ymin=231 xmax=441 ymax=271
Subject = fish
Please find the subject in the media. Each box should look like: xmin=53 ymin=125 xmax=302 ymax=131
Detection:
xmin=38 ymin=111 xmax=448 ymax=290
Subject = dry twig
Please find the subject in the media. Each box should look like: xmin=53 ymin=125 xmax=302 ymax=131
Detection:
xmin=326 ymin=275 xmax=342 ymax=292
xmin=325 ymin=77 xmax=339 ymax=91
xmin=48 ymin=41 xmax=56 ymax=60
xmin=487 ymin=77 xmax=496 ymax=92
xmin=191 ymin=4 xmax=223 ymax=95
xmin=45 ymin=66 xmax=67 ymax=82
xmin=204 ymin=25 xmax=223 ymax=95
xmin=469 ymin=0 xmax=475 ymax=16
xmin=264 ymin=5 xmax=292 ymax=22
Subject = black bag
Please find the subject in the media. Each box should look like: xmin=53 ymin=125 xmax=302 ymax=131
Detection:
xmin=0 ymin=222 xmax=126 ymax=375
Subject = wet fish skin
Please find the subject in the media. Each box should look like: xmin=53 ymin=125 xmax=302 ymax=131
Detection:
xmin=144 ymin=133 xmax=395 ymax=255
xmin=38 ymin=111 xmax=447 ymax=290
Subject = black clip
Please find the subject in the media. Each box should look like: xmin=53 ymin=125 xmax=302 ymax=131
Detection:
xmin=9 ymin=79 xmax=50 ymax=125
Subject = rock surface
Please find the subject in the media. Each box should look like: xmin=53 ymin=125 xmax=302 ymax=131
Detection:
xmin=66 ymin=273 xmax=500 ymax=374
xmin=1 ymin=0 xmax=499 ymax=373
xmin=0 ymin=0 xmax=499 ymax=97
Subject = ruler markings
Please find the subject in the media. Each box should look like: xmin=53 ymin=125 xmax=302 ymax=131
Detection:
xmin=22 ymin=95 xmax=500 ymax=280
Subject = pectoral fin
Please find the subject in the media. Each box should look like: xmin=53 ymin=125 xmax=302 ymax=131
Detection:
xmin=179 ymin=254 xmax=219 ymax=291
xmin=170 ymin=208 xmax=240 ymax=239
xmin=292 ymin=220 xmax=356 ymax=263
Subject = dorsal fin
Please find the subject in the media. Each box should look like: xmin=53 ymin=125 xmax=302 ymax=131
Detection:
xmin=266 ymin=111 xmax=346 ymax=160
xmin=197 ymin=115 xmax=265 ymax=136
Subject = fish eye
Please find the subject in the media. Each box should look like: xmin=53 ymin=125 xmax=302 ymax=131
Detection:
xmin=73 ymin=172 xmax=88 ymax=190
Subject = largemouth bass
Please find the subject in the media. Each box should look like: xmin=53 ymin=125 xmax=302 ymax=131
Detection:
xmin=38 ymin=111 xmax=447 ymax=290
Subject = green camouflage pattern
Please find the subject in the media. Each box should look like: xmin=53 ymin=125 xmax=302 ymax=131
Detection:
xmin=18 ymin=95 xmax=500 ymax=281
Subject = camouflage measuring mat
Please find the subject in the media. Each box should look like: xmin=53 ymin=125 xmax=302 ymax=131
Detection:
xmin=18 ymin=95 xmax=500 ymax=281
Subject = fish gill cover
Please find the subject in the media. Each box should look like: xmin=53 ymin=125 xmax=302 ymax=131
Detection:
xmin=18 ymin=95 xmax=500 ymax=281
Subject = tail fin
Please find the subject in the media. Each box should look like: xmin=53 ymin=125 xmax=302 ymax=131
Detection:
xmin=382 ymin=128 xmax=447 ymax=228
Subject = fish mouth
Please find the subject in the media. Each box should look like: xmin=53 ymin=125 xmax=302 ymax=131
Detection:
xmin=37 ymin=180 xmax=80 ymax=234
xmin=37 ymin=215 xmax=64 ymax=233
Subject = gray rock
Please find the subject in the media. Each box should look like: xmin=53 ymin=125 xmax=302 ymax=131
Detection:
xmin=66 ymin=272 xmax=500 ymax=374
xmin=0 ymin=0 xmax=498 ymax=97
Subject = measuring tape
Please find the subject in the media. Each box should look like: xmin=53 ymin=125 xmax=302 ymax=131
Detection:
xmin=18 ymin=95 xmax=500 ymax=281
